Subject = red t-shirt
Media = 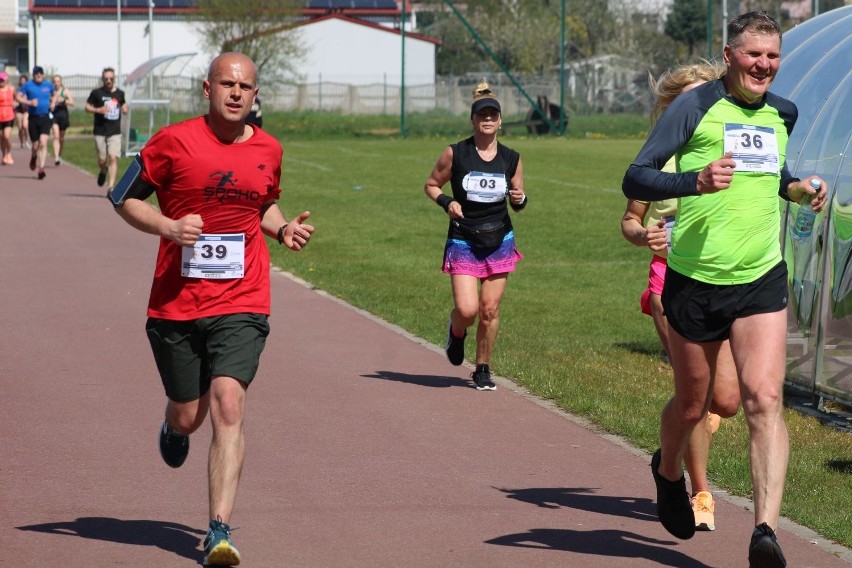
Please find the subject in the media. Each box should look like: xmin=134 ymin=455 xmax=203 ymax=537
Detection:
xmin=140 ymin=116 xmax=282 ymax=320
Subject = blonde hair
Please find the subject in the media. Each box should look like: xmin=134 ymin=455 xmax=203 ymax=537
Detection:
xmin=472 ymin=81 xmax=497 ymax=103
xmin=649 ymin=62 xmax=726 ymax=123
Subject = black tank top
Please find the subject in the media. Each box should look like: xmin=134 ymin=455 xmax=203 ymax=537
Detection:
xmin=447 ymin=136 xmax=519 ymax=239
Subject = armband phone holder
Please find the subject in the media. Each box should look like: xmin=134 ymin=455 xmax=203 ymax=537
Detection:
xmin=107 ymin=155 xmax=154 ymax=207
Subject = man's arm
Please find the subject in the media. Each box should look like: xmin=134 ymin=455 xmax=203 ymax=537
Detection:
xmin=85 ymin=91 xmax=101 ymax=115
xmin=622 ymin=93 xmax=705 ymax=201
xmin=115 ymin=198 xmax=203 ymax=247
xmin=15 ymin=88 xmax=29 ymax=106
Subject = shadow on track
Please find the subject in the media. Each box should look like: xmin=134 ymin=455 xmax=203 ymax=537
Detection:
xmin=496 ymin=486 xmax=657 ymax=522
xmin=17 ymin=517 xmax=205 ymax=563
xmin=485 ymin=527 xmax=712 ymax=567
xmin=362 ymin=370 xmax=473 ymax=389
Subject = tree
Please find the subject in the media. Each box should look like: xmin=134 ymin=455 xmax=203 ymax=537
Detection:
xmin=564 ymin=0 xmax=618 ymax=58
xmin=422 ymin=0 xmax=562 ymax=76
xmin=664 ymin=0 xmax=707 ymax=58
xmin=194 ymin=0 xmax=306 ymax=85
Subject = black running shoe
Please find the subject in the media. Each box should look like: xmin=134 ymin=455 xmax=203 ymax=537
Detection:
xmin=97 ymin=169 xmax=107 ymax=187
xmin=29 ymin=154 xmax=36 ymax=171
xmin=445 ymin=318 xmax=466 ymax=366
xmin=471 ymin=364 xmax=496 ymax=391
xmin=651 ymin=448 xmax=695 ymax=539
xmin=158 ymin=420 xmax=189 ymax=468
xmin=749 ymin=523 xmax=786 ymax=568
xmin=37 ymin=168 xmax=46 ymax=180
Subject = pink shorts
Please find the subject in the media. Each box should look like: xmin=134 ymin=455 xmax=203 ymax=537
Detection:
xmin=442 ymin=231 xmax=522 ymax=278
xmin=640 ymin=255 xmax=667 ymax=316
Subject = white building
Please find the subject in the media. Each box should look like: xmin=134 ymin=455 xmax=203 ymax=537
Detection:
xmin=18 ymin=1 xmax=437 ymax=87
xmin=294 ymin=13 xmax=437 ymax=86
xmin=0 ymin=0 xmax=28 ymax=75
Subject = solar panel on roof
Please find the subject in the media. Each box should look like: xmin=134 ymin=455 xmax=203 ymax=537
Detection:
xmin=306 ymin=0 xmax=397 ymax=9
xmin=32 ymin=0 xmax=194 ymax=7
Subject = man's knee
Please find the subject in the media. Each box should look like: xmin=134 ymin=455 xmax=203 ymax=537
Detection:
xmin=167 ymin=399 xmax=208 ymax=434
xmin=210 ymin=377 xmax=246 ymax=427
xmin=741 ymin=379 xmax=784 ymax=417
xmin=710 ymin=396 xmax=740 ymax=418
xmin=669 ymin=392 xmax=709 ymax=424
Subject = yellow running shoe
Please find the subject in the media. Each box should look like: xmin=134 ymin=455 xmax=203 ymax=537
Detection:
xmin=692 ymin=490 xmax=716 ymax=531
xmin=203 ymin=517 xmax=241 ymax=566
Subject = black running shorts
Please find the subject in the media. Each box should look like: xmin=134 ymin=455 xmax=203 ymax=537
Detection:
xmin=662 ymin=261 xmax=788 ymax=343
xmin=27 ymin=114 xmax=52 ymax=140
xmin=145 ymin=313 xmax=270 ymax=403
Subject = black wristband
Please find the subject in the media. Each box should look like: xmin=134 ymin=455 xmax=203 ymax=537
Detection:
xmin=277 ymin=224 xmax=288 ymax=245
xmin=436 ymin=194 xmax=454 ymax=213
xmin=511 ymin=194 xmax=528 ymax=211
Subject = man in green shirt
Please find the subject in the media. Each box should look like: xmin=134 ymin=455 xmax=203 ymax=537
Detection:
xmin=623 ymin=11 xmax=828 ymax=567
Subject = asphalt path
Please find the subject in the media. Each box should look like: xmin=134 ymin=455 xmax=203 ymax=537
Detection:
xmin=2 ymin=144 xmax=851 ymax=567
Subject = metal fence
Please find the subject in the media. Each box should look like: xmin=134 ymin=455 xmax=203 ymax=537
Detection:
xmin=60 ymin=72 xmax=652 ymax=118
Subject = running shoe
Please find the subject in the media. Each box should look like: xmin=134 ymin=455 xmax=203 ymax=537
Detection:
xmin=203 ymin=517 xmax=241 ymax=566
xmin=749 ymin=522 xmax=786 ymax=568
xmin=692 ymin=490 xmax=716 ymax=531
xmin=445 ymin=317 xmax=466 ymax=366
xmin=55 ymin=158 xmax=61 ymax=166
xmin=2 ymin=154 xmax=12 ymax=165
xmin=708 ymin=412 xmax=721 ymax=434
xmin=651 ymin=449 xmax=695 ymax=540
xmin=37 ymin=168 xmax=46 ymax=180
xmin=97 ymin=169 xmax=107 ymax=187
xmin=29 ymin=154 xmax=36 ymax=170
xmin=471 ymin=364 xmax=496 ymax=391
xmin=158 ymin=420 xmax=189 ymax=468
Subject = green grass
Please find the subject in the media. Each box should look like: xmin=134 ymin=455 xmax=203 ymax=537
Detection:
xmin=61 ymin=112 xmax=852 ymax=551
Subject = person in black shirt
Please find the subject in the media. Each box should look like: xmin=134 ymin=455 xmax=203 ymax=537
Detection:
xmin=423 ymin=82 xmax=527 ymax=390
xmin=85 ymin=67 xmax=127 ymax=191
xmin=246 ymin=95 xmax=262 ymax=128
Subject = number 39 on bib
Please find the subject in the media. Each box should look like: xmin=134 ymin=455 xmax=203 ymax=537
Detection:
xmin=182 ymin=233 xmax=245 ymax=279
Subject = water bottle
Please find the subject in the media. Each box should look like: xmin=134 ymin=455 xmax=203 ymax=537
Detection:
xmin=791 ymin=179 xmax=822 ymax=240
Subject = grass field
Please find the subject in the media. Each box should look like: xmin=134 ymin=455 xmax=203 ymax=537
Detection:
xmin=59 ymin=114 xmax=852 ymax=551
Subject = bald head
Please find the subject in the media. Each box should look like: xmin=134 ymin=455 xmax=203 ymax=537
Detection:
xmin=203 ymin=52 xmax=260 ymax=140
xmin=207 ymin=52 xmax=257 ymax=85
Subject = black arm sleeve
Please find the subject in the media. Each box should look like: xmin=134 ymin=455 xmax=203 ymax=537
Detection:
xmin=622 ymin=84 xmax=717 ymax=201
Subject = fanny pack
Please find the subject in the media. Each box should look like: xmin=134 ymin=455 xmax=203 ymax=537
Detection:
xmin=452 ymin=218 xmax=509 ymax=250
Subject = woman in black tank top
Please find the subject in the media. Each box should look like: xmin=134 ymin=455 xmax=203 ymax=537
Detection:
xmin=423 ymin=82 xmax=528 ymax=391
xmin=50 ymin=74 xmax=74 ymax=165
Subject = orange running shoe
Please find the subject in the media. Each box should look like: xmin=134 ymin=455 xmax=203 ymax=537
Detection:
xmin=692 ymin=490 xmax=716 ymax=531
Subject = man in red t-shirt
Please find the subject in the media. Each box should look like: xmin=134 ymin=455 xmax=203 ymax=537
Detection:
xmin=112 ymin=52 xmax=314 ymax=567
